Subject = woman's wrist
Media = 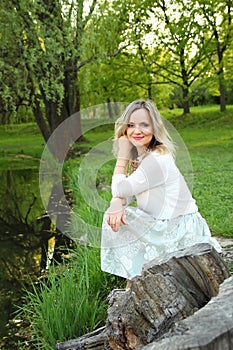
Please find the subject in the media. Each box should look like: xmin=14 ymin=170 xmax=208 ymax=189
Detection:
xmin=111 ymin=197 xmax=126 ymax=206
xmin=107 ymin=197 xmax=124 ymax=213
xmin=114 ymin=159 xmax=128 ymax=174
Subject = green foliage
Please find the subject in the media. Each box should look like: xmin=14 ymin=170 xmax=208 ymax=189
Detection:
xmin=17 ymin=245 xmax=124 ymax=349
xmin=0 ymin=0 xmax=135 ymax=134
xmin=1 ymin=0 xmax=233 ymax=128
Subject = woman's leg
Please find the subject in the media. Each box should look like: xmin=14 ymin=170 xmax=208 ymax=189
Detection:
xmin=126 ymin=279 xmax=131 ymax=289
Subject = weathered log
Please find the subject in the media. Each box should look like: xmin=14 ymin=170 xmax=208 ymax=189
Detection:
xmin=106 ymin=243 xmax=230 ymax=349
xmin=56 ymin=243 xmax=230 ymax=350
xmin=138 ymin=275 xmax=233 ymax=350
xmin=56 ymin=326 xmax=107 ymax=350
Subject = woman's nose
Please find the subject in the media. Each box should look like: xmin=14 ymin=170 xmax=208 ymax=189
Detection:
xmin=134 ymin=125 xmax=141 ymax=132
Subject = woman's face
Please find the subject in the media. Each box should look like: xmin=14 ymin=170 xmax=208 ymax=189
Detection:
xmin=126 ymin=108 xmax=154 ymax=150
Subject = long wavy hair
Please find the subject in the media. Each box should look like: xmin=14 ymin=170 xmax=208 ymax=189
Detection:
xmin=113 ymin=100 xmax=175 ymax=167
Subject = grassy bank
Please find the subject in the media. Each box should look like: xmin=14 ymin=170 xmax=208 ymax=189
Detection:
xmin=0 ymin=123 xmax=44 ymax=170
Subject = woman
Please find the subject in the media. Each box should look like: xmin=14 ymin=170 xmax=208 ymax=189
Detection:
xmin=101 ymin=100 xmax=221 ymax=285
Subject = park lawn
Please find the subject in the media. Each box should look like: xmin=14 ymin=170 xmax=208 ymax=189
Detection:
xmin=173 ymin=107 xmax=233 ymax=237
xmin=180 ymin=128 xmax=233 ymax=237
xmin=0 ymin=123 xmax=45 ymax=169
xmin=0 ymin=120 xmax=114 ymax=170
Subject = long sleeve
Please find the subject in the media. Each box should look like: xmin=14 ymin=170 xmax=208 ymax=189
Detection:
xmin=111 ymin=174 xmax=134 ymax=206
xmin=112 ymin=152 xmax=169 ymax=198
xmin=110 ymin=151 xmax=198 ymax=219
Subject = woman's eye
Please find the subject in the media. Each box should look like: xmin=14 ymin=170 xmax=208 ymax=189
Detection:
xmin=127 ymin=123 xmax=134 ymax=128
xmin=141 ymin=123 xmax=149 ymax=128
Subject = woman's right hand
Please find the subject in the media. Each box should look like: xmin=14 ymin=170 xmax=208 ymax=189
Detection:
xmin=106 ymin=197 xmax=128 ymax=232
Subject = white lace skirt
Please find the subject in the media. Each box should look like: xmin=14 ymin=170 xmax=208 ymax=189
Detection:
xmin=101 ymin=207 xmax=222 ymax=279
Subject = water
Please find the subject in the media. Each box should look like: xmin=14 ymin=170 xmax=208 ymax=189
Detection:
xmin=0 ymin=169 xmax=45 ymax=339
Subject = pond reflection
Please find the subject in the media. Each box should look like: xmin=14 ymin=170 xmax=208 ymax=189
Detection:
xmin=0 ymin=239 xmax=41 ymax=338
xmin=0 ymin=169 xmax=45 ymax=338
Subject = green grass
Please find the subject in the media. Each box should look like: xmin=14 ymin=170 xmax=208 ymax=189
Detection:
xmin=163 ymin=104 xmax=233 ymax=128
xmin=158 ymin=105 xmax=233 ymax=237
xmin=174 ymin=108 xmax=233 ymax=237
xmin=17 ymin=245 xmax=124 ymax=350
xmin=0 ymin=123 xmax=44 ymax=169
xmin=0 ymin=120 xmax=115 ymax=170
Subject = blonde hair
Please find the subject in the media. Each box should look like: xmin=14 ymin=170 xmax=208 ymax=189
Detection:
xmin=113 ymin=100 xmax=176 ymax=162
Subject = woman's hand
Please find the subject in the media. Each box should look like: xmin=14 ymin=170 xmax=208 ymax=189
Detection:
xmin=106 ymin=197 xmax=128 ymax=232
xmin=117 ymin=135 xmax=133 ymax=161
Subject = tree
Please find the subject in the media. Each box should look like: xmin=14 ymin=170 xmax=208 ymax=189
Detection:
xmin=79 ymin=10 xmax=174 ymax=111
xmin=0 ymin=0 xmax=129 ymax=146
xmin=197 ymin=0 xmax=233 ymax=112
xmin=0 ymin=3 xmax=24 ymax=124
xmin=143 ymin=0 xmax=214 ymax=114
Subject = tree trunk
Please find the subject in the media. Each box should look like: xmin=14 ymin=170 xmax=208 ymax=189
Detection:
xmin=216 ymin=46 xmax=226 ymax=112
xmin=219 ymin=76 xmax=226 ymax=112
xmin=114 ymin=100 xmax=120 ymax=116
xmin=139 ymin=275 xmax=233 ymax=350
xmin=56 ymin=243 xmax=230 ymax=350
xmin=107 ymin=98 xmax=114 ymax=119
xmin=148 ymin=81 xmax=152 ymax=100
xmin=182 ymin=86 xmax=190 ymax=114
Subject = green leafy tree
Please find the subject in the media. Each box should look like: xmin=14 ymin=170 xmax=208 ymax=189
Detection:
xmin=0 ymin=4 xmax=24 ymax=124
xmin=0 ymin=0 xmax=129 ymax=144
xmin=197 ymin=0 xmax=233 ymax=111
xmin=79 ymin=19 xmax=173 ymax=110
xmin=144 ymin=0 xmax=214 ymax=114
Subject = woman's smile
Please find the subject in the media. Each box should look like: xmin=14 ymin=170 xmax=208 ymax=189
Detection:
xmin=133 ymin=136 xmax=144 ymax=141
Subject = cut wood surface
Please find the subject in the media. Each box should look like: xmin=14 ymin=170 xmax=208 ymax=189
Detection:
xmin=56 ymin=243 xmax=230 ymax=350
xmin=138 ymin=275 xmax=233 ymax=350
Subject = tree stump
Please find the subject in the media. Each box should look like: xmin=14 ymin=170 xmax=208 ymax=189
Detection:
xmin=138 ymin=275 xmax=233 ymax=350
xmin=56 ymin=243 xmax=230 ymax=350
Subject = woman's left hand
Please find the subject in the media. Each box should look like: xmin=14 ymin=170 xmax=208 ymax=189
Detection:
xmin=117 ymin=135 xmax=133 ymax=160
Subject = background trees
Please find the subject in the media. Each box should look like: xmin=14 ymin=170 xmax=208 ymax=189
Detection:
xmin=0 ymin=0 xmax=130 ymax=141
xmin=0 ymin=0 xmax=232 ymax=135
xmin=197 ymin=0 xmax=233 ymax=112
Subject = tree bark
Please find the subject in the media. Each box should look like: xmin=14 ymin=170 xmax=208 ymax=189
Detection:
xmin=106 ymin=244 xmax=229 ymax=349
xmin=139 ymin=275 xmax=233 ymax=350
xmin=182 ymin=86 xmax=190 ymax=114
xmin=107 ymin=98 xmax=114 ymax=119
xmin=219 ymin=72 xmax=226 ymax=112
xmin=56 ymin=243 xmax=230 ymax=350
